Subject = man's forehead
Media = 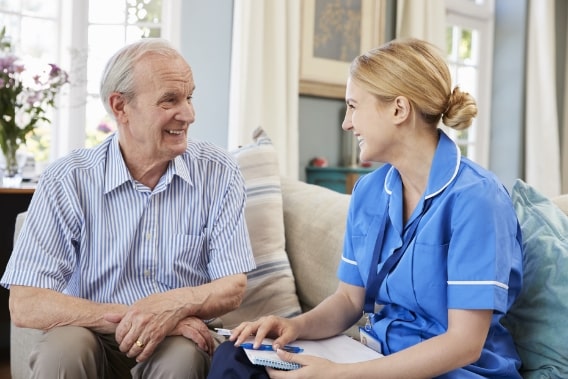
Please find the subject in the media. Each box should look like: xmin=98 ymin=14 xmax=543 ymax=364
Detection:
xmin=135 ymin=56 xmax=193 ymax=86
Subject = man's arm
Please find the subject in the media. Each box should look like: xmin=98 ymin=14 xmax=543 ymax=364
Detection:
xmin=114 ymin=273 xmax=246 ymax=332
xmin=110 ymin=273 xmax=246 ymax=362
xmin=9 ymin=285 xmax=127 ymax=334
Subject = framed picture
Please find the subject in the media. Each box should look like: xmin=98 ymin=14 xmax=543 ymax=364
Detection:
xmin=299 ymin=0 xmax=386 ymax=99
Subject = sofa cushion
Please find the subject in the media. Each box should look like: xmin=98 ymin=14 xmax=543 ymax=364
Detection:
xmin=220 ymin=127 xmax=302 ymax=328
xmin=502 ymin=179 xmax=568 ymax=379
xmin=280 ymin=176 xmax=364 ymax=338
xmin=280 ymin=176 xmax=350 ymax=312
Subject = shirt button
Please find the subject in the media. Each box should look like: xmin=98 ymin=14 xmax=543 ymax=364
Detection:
xmin=146 ymin=233 xmax=151 ymax=240
xmin=144 ymin=270 xmax=151 ymax=277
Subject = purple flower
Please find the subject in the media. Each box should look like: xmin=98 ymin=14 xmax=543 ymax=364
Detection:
xmin=48 ymin=63 xmax=60 ymax=77
xmin=0 ymin=27 xmax=69 ymax=159
xmin=97 ymin=122 xmax=113 ymax=134
xmin=0 ymin=55 xmax=17 ymax=72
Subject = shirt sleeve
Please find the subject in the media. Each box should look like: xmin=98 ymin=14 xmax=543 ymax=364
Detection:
xmin=446 ymin=180 xmax=523 ymax=313
xmin=206 ymin=167 xmax=256 ymax=280
xmin=337 ymin=184 xmax=366 ymax=288
xmin=0 ymin=171 xmax=80 ymax=291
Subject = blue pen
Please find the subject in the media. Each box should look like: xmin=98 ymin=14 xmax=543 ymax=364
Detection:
xmin=240 ymin=343 xmax=304 ymax=353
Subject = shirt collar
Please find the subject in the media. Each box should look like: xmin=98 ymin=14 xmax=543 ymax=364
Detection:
xmin=104 ymin=134 xmax=131 ymax=194
xmin=384 ymin=129 xmax=461 ymax=201
xmin=104 ymin=133 xmax=193 ymax=194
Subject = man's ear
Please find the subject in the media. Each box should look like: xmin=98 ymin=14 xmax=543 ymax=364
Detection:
xmin=392 ymin=96 xmax=411 ymax=124
xmin=109 ymin=92 xmax=128 ymax=124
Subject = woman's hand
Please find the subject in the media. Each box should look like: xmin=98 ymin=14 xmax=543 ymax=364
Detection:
xmin=267 ymin=350 xmax=340 ymax=379
xmin=229 ymin=315 xmax=301 ymax=350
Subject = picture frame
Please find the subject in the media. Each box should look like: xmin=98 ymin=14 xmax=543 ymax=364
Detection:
xmin=299 ymin=0 xmax=386 ymax=99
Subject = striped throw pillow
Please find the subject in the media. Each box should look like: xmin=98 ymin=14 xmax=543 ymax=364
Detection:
xmin=220 ymin=127 xmax=302 ymax=328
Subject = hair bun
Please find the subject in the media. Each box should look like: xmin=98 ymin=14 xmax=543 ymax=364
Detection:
xmin=442 ymin=87 xmax=478 ymax=130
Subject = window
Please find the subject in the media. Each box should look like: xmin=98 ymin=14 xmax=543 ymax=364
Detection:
xmin=84 ymin=0 xmax=164 ymax=148
xmin=445 ymin=0 xmax=494 ymax=168
xmin=0 ymin=0 xmax=62 ymax=164
xmin=0 ymin=0 xmax=180 ymax=166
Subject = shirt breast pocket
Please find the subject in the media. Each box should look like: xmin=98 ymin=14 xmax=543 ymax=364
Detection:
xmin=411 ymin=242 xmax=449 ymax=314
xmin=157 ymin=233 xmax=207 ymax=288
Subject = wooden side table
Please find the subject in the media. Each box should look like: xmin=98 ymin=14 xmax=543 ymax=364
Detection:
xmin=0 ymin=186 xmax=35 ymax=357
xmin=306 ymin=166 xmax=374 ymax=194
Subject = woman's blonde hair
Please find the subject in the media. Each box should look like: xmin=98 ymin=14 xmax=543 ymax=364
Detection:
xmin=349 ymin=38 xmax=477 ymax=130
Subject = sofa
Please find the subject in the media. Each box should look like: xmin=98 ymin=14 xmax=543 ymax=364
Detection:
xmin=8 ymin=130 xmax=568 ymax=378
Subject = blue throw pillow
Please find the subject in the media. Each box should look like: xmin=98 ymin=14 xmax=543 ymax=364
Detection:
xmin=502 ymin=179 xmax=568 ymax=379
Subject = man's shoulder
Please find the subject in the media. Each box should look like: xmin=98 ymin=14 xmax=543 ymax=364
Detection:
xmin=185 ymin=138 xmax=239 ymax=170
xmin=42 ymin=142 xmax=108 ymax=181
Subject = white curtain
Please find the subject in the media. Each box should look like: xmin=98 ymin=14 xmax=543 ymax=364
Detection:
xmin=395 ymin=0 xmax=445 ymax=50
xmin=563 ymin=12 xmax=568 ymax=194
xmin=228 ymin=0 xmax=300 ymax=178
xmin=525 ymin=0 xmax=561 ymax=197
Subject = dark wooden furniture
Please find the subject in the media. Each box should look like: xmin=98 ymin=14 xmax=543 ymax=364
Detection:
xmin=0 ymin=186 xmax=35 ymax=359
xmin=306 ymin=166 xmax=374 ymax=194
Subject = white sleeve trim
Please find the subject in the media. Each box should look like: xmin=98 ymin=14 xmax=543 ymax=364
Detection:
xmin=341 ymin=256 xmax=358 ymax=266
xmin=447 ymin=280 xmax=509 ymax=290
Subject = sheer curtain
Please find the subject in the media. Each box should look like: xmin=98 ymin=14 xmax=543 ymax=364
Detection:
xmin=525 ymin=0 xmax=561 ymax=197
xmin=228 ymin=0 xmax=300 ymax=178
xmin=560 ymin=39 xmax=568 ymax=193
xmin=395 ymin=0 xmax=445 ymax=50
xmin=563 ymin=11 xmax=568 ymax=194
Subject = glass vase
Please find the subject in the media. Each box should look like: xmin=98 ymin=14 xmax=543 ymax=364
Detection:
xmin=2 ymin=139 xmax=22 ymax=187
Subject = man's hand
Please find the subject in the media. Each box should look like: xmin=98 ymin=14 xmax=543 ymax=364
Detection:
xmin=171 ymin=317 xmax=215 ymax=356
xmin=112 ymin=293 xmax=185 ymax=362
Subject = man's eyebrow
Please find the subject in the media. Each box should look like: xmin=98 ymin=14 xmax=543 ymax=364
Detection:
xmin=157 ymin=91 xmax=180 ymax=101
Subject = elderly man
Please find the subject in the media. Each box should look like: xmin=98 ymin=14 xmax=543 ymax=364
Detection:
xmin=1 ymin=38 xmax=256 ymax=378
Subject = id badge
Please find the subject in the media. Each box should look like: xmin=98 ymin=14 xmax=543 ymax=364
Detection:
xmin=359 ymin=326 xmax=382 ymax=354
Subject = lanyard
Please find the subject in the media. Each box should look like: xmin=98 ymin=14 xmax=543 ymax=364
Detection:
xmin=364 ymin=198 xmax=432 ymax=314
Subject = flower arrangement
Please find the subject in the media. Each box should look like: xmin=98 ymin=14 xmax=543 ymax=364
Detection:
xmin=0 ymin=26 xmax=69 ymax=179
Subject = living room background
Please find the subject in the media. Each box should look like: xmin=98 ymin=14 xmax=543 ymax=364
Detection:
xmin=1 ymin=0 xmax=567 ymax=194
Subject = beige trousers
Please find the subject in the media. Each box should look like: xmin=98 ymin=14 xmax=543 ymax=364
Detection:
xmin=29 ymin=325 xmax=223 ymax=379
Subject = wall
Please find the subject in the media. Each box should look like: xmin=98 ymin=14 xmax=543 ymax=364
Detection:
xmin=179 ymin=0 xmax=531 ymax=188
xmin=180 ymin=0 xmax=233 ymax=148
xmin=298 ymin=96 xmax=346 ymax=181
xmin=489 ymin=0 xmax=528 ymax=190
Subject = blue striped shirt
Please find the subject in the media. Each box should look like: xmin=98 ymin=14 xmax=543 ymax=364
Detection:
xmin=1 ymin=133 xmax=256 ymax=305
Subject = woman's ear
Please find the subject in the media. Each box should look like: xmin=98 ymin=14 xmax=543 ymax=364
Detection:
xmin=392 ymin=96 xmax=411 ymax=124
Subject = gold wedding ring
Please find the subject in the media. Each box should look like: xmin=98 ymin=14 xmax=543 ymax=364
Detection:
xmin=135 ymin=340 xmax=145 ymax=348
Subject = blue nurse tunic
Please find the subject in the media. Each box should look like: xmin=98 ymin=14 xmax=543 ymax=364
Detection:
xmin=338 ymin=131 xmax=523 ymax=378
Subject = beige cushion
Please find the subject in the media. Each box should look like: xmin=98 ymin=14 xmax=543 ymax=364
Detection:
xmin=281 ymin=176 xmax=350 ymax=313
xmin=552 ymin=194 xmax=568 ymax=216
xmin=281 ymin=176 xmax=364 ymax=337
xmin=221 ymin=127 xmax=302 ymax=328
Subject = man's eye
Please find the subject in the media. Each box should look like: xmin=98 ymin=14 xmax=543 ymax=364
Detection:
xmin=186 ymin=96 xmax=193 ymax=103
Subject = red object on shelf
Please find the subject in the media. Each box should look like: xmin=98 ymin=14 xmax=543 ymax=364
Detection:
xmin=309 ymin=157 xmax=328 ymax=167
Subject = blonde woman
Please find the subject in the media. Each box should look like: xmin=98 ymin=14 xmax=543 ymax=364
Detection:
xmin=209 ymin=38 xmax=522 ymax=379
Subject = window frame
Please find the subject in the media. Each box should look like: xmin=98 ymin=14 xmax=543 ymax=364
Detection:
xmin=57 ymin=0 xmax=181 ymax=160
xmin=1 ymin=0 xmax=181 ymax=162
xmin=444 ymin=0 xmax=495 ymax=168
